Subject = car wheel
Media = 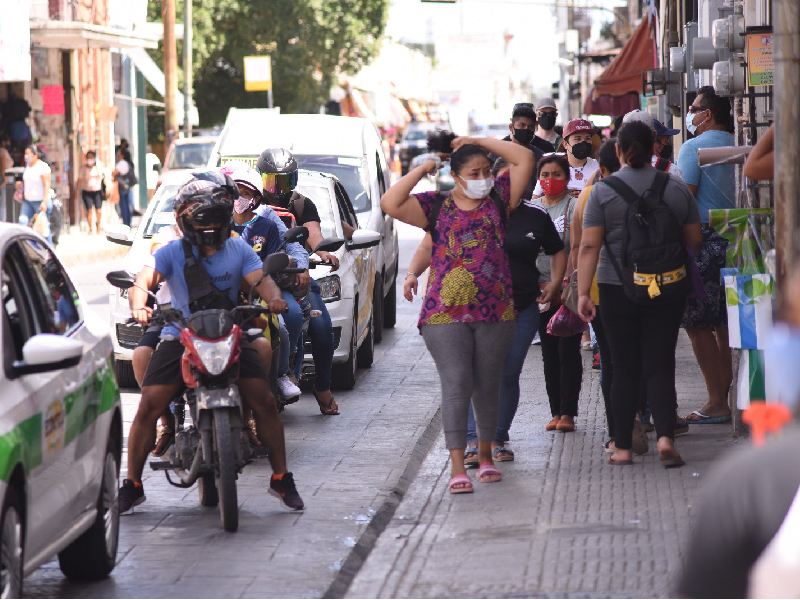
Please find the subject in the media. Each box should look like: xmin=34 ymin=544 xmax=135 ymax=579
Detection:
xmin=115 ymin=359 xmax=138 ymax=389
xmin=383 ymin=269 xmax=397 ymax=329
xmin=356 ymin=309 xmax=374 ymax=368
xmin=58 ymin=433 xmax=120 ymax=581
xmin=372 ymin=277 xmax=383 ymax=344
xmin=0 ymin=487 xmax=23 ymax=599
xmin=331 ymin=308 xmax=358 ymax=390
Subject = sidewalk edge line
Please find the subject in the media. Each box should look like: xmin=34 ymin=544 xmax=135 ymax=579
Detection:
xmin=322 ymin=403 xmax=442 ymax=599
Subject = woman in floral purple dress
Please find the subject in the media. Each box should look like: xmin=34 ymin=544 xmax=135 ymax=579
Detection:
xmin=380 ymin=131 xmax=535 ymax=494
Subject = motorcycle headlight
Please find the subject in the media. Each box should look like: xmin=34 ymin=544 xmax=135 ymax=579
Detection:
xmin=191 ymin=332 xmax=236 ymax=375
xmin=317 ymin=275 xmax=341 ymax=303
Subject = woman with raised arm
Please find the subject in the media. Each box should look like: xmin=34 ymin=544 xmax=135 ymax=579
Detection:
xmin=381 ymin=131 xmax=534 ymax=494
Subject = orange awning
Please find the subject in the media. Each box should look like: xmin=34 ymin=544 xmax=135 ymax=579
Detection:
xmin=592 ymin=15 xmax=656 ymax=97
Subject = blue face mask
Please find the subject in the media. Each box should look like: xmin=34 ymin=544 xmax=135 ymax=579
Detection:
xmin=685 ymin=110 xmax=701 ymax=135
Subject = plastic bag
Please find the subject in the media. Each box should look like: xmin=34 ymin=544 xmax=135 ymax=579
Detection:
xmin=30 ymin=210 xmax=49 ymax=238
xmin=546 ymin=304 xmax=588 ymax=337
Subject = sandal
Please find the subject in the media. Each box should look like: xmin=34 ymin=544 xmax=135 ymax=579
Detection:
xmin=492 ymin=446 xmax=514 ymax=462
xmin=607 ymin=453 xmax=633 ymax=466
xmin=603 ymin=439 xmax=616 ymax=454
xmin=674 ymin=416 xmax=689 ymax=436
xmin=478 ymin=462 xmax=502 ymax=483
xmin=449 ymin=474 xmax=473 ymax=494
xmin=545 ymin=417 xmax=560 ymax=431
xmin=312 ymin=388 xmax=339 ymax=415
xmin=659 ymin=447 xmax=685 ymax=468
xmin=464 ymin=444 xmax=479 ymax=468
xmin=151 ymin=426 xmax=174 ymax=457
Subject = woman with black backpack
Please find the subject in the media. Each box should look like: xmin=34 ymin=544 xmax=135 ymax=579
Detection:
xmin=575 ymin=121 xmax=702 ymax=468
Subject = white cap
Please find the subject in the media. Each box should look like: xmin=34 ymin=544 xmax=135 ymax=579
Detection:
xmin=622 ymin=109 xmax=655 ymax=131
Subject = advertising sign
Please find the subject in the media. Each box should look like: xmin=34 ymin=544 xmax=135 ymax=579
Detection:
xmin=244 ymin=56 xmax=272 ymax=92
xmin=747 ymin=33 xmax=773 ymax=86
xmin=0 ymin=0 xmax=32 ymax=82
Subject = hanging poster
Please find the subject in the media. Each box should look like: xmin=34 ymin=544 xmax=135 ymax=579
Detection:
xmin=747 ymin=33 xmax=773 ymax=86
xmin=42 ymin=85 xmax=65 ymax=116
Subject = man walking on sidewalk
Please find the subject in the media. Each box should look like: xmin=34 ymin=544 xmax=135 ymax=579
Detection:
xmin=676 ymin=86 xmax=735 ymax=424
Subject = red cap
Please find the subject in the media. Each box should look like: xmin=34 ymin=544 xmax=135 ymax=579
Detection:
xmin=562 ymin=118 xmax=595 ymax=140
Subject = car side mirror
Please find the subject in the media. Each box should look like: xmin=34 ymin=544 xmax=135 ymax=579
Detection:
xmin=346 ymin=230 xmax=381 ymax=251
xmin=106 ymin=270 xmax=135 ymax=289
xmin=105 ymin=224 xmax=133 ymax=246
xmin=283 ymin=226 xmax=309 ymax=245
xmin=263 ymin=252 xmax=290 ymax=276
xmin=314 ymin=237 xmax=345 ymax=254
xmin=13 ymin=334 xmax=83 ymax=376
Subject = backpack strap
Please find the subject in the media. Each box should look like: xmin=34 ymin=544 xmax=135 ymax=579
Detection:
xmin=289 ymin=191 xmax=305 ymax=224
xmin=182 ymin=239 xmax=236 ymax=311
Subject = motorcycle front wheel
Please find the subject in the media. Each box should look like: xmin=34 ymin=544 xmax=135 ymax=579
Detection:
xmin=212 ymin=408 xmax=238 ymax=532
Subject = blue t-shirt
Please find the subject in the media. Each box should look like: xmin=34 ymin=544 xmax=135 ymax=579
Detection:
xmin=232 ymin=215 xmax=282 ymax=259
xmin=153 ymin=237 xmax=262 ymax=336
xmin=676 ymin=130 xmax=736 ymax=223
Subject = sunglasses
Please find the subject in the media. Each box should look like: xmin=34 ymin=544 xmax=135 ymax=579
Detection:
xmin=262 ymin=171 xmax=298 ymax=195
xmin=688 ymin=106 xmax=708 ymax=113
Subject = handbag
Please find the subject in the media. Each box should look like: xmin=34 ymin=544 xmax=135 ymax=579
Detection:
xmin=561 ymin=270 xmax=579 ymax=314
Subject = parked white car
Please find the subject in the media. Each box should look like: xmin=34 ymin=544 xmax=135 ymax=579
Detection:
xmin=209 ymin=111 xmax=400 ymax=345
xmin=105 ymin=169 xmax=380 ymax=391
xmin=292 ymin=170 xmax=381 ymax=389
xmin=0 ymin=225 xmax=122 ymax=596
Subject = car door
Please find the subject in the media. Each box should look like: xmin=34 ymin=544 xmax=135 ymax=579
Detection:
xmin=334 ymin=182 xmax=374 ymax=340
xmin=0 ymin=240 xmax=76 ymax=560
xmin=17 ymin=238 xmax=108 ymax=554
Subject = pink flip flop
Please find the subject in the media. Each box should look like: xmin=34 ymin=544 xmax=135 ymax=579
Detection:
xmin=478 ymin=462 xmax=502 ymax=483
xmin=449 ymin=474 xmax=474 ymax=494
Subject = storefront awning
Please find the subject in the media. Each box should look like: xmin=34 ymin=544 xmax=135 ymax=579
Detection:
xmin=30 ymin=20 xmax=159 ymax=50
xmin=582 ymin=89 xmax=641 ymax=116
xmin=591 ymin=15 xmax=656 ymax=98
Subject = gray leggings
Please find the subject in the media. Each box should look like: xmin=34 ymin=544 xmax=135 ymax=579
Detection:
xmin=421 ymin=321 xmax=516 ymax=450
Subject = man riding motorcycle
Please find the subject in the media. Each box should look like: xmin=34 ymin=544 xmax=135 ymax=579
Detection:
xmin=120 ymin=170 xmax=305 ymax=513
xmin=256 ymin=148 xmax=350 ymax=415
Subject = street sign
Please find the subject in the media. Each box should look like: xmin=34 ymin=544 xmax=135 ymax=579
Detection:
xmin=244 ymin=56 xmax=272 ymax=91
xmin=746 ymin=33 xmax=773 ymax=86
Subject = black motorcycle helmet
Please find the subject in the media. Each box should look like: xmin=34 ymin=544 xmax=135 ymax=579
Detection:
xmin=256 ymin=147 xmax=298 ymax=206
xmin=173 ymin=170 xmax=238 ymax=251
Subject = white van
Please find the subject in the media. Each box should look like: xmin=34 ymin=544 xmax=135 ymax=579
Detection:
xmin=208 ymin=111 xmax=400 ymax=343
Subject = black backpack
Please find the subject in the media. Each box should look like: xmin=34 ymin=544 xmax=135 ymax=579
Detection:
xmin=428 ymin=189 xmax=506 ymax=243
xmin=182 ymin=239 xmax=237 ymax=313
xmin=598 ymin=171 xmax=689 ymax=304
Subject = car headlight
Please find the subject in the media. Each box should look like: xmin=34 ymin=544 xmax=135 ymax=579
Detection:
xmin=191 ymin=332 xmax=236 ymax=376
xmin=317 ymin=275 xmax=341 ymax=303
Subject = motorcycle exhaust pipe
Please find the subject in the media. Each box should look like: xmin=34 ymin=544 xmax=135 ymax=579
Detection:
xmin=172 ymin=444 xmax=204 ymax=486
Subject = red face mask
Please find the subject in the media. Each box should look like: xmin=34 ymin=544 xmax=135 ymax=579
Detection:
xmin=540 ymin=177 xmax=568 ymax=197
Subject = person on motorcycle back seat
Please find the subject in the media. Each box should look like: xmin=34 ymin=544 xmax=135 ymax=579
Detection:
xmin=256 ymin=148 xmax=352 ymax=415
xmin=222 ymin=162 xmax=302 ymax=402
xmin=121 ymin=170 xmax=305 ymax=514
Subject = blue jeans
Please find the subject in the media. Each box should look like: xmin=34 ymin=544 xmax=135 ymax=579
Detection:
xmin=467 ymin=303 xmax=540 ymax=445
xmin=280 ymin=291 xmax=304 ymax=376
xmin=19 ymin=198 xmax=52 ymax=244
xmin=294 ymin=280 xmax=334 ymax=392
xmin=118 ymin=189 xmax=133 ymax=226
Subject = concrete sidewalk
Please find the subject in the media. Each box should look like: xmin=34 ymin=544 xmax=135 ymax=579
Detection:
xmin=348 ymin=333 xmax=740 ymax=599
xmin=53 ymin=220 xmax=137 ymax=268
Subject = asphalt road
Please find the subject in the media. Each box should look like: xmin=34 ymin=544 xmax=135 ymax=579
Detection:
xmin=24 ymin=211 xmax=445 ymax=598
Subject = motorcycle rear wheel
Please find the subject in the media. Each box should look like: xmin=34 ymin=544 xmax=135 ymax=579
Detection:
xmin=212 ymin=409 xmax=238 ymax=532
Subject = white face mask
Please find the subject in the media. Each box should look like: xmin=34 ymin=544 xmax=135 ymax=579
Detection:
xmin=685 ymin=110 xmax=700 ymax=135
xmin=87 ymin=159 xmax=95 ymax=166
xmin=457 ymin=176 xmax=494 ymax=200
xmin=234 ymin=196 xmax=252 ymax=214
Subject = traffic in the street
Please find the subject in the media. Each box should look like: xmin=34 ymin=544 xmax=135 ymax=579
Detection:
xmin=1 ymin=0 xmax=798 ymax=597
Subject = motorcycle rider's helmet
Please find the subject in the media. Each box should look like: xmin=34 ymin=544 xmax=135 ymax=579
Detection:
xmin=173 ymin=170 xmax=237 ymax=250
xmin=220 ymin=161 xmax=264 ymax=214
xmin=256 ymin=148 xmax=298 ymax=207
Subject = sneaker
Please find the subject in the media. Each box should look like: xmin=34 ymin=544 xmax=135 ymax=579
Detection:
xmin=592 ymin=352 xmax=600 ymax=370
xmin=269 ymin=472 xmax=305 ymax=512
xmin=277 ymin=375 xmax=301 ymax=399
xmin=532 ymin=332 xmax=541 ymax=345
xmin=119 ymin=479 xmax=145 ymax=514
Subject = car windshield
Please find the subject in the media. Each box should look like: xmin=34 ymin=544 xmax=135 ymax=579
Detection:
xmin=167 ymin=142 xmax=214 ymax=169
xmin=143 ymin=183 xmax=182 ymax=238
xmin=295 ymin=155 xmax=370 ymax=214
xmin=404 ymin=129 xmax=430 ymax=141
xmin=295 ymin=183 xmax=338 ymax=239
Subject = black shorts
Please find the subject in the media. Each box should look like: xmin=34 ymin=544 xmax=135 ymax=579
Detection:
xmin=138 ymin=326 xmax=162 ymax=349
xmin=141 ymin=338 xmax=268 ymax=387
xmin=81 ymin=190 xmax=103 ymax=210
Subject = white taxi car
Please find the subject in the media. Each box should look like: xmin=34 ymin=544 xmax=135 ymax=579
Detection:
xmin=0 ymin=224 xmax=122 ymax=596
xmin=106 ymin=169 xmax=380 ymax=391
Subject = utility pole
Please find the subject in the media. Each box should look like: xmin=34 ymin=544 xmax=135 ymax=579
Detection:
xmin=773 ymin=0 xmax=800 ymax=300
xmin=183 ymin=0 xmax=192 ymax=135
xmin=163 ymin=0 xmax=178 ymax=140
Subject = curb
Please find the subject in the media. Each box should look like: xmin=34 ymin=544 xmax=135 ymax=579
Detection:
xmin=323 ymin=404 xmax=442 ymax=599
xmin=57 ymin=243 xmax=129 ymax=268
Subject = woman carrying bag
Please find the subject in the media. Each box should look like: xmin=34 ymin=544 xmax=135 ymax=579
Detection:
xmin=15 ymin=145 xmax=52 ymax=243
xmin=381 ymin=131 xmax=534 ymax=494
xmin=113 ymin=148 xmax=137 ymax=227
